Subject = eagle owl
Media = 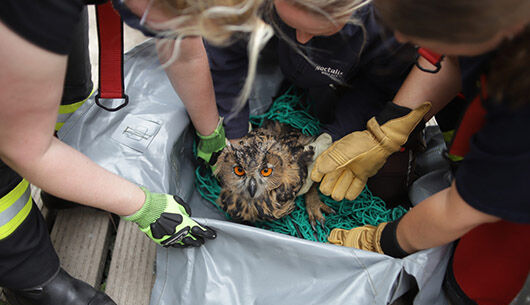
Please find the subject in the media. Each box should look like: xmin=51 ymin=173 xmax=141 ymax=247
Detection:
xmin=213 ymin=120 xmax=333 ymax=225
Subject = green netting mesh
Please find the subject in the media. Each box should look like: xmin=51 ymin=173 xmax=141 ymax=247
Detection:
xmin=194 ymin=87 xmax=407 ymax=242
xmin=249 ymin=87 xmax=320 ymax=136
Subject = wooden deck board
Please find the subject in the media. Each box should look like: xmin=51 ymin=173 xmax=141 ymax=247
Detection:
xmin=2 ymin=187 xmax=157 ymax=304
xmin=30 ymin=185 xmax=50 ymax=221
xmin=105 ymin=221 xmax=156 ymax=305
xmin=49 ymin=207 xmax=112 ymax=287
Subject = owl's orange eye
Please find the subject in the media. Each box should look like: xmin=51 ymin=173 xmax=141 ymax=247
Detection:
xmin=233 ymin=166 xmax=246 ymax=176
xmin=260 ymin=167 xmax=273 ymax=177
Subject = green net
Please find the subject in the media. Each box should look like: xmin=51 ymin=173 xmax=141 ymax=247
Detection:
xmin=249 ymin=87 xmax=320 ymax=136
xmin=194 ymin=87 xmax=407 ymax=242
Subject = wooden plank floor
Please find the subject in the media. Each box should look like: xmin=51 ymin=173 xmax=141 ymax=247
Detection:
xmin=0 ymin=187 xmax=157 ymax=305
xmin=105 ymin=221 xmax=156 ymax=305
xmin=50 ymin=207 xmax=112 ymax=287
xmin=43 ymin=187 xmax=156 ymax=305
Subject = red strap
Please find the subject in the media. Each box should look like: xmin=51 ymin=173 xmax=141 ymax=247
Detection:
xmin=448 ymin=75 xmax=488 ymax=157
xmin=417 ymin=48 xmax=444 ymax=66
xmin=415 ymin=47 xmax=445 ymax=73
xmin=95 ymin=1 xmax=128 ymax=111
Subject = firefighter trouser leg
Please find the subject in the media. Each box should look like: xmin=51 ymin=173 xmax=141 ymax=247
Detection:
xmin=56 ymin=6 xmax=93 ymax=132
xmin=0 ymin=161 xmax=60 ymax=290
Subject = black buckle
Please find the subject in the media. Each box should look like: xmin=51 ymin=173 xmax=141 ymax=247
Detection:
xmin=415 ymin=53 xmax=445 ymax=74
xmin=95 ymin=93 xmax=129 ymax=112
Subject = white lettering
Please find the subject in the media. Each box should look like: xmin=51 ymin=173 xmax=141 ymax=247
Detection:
xmin=314 ymin=65 xmax=344 ymax=79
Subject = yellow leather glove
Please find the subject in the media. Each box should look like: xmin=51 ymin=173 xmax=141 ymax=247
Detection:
xmin=328 ymin=220 xmax=409 ymax=258
xmin=311 ymin=102 xmax=431 ymax=201
xmin=328 ymin=223 xmax=387 ymax=254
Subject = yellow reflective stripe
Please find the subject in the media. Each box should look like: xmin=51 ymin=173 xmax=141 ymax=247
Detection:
xmin=442 ymin=129 xmax=464 ymax=161
xmin=0 ymin=196 xmax=32 ymax=240
xmin=0 ymin=179 xmax=29 ymax=213
xmin=55 ymin=122 xmax=65 ymax=132
xmin=58 ymin=100 xmax=86 ymax=115
xmin=446 ymin=153 xmax=464 ymax=162
xmin=55 ymin=87 xmax=95 ymax=131
xmin=442 ymin=130 xmax=455 ymax=144
xmin=58 ymin=86 xmax=95 ymax=115
xmin=0 ymin=179 xmax=32 ymax=239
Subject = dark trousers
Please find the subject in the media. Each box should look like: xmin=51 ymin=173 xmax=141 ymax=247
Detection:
xmin=0 ymin=7 xmax=92 ymax=289
xmin=0 ymin=193 xmax=60 ymax=290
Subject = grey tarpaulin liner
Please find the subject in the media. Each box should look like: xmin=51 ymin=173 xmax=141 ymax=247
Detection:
xmin=58 ymin=39 xmax=452 ymax=305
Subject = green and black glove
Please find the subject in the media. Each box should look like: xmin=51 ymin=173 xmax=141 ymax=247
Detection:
xmin=196 ymin=117 xmax=227 ymax=170
xmin=125 ymin=187 xmax=216 ymax=248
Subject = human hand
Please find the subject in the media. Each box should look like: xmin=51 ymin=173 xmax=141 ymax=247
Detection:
xmin=311 ymin=102 xmax=431 ymax=201
xmin=125 ymin=187 xmax=216 ymax=247
xmin=328 ymin=223 xmax=387 ymax=253
xmin=197 ymin=117 xmax=227 ymax=170
xmin=328 ymin=220 xmax=410 ymax=258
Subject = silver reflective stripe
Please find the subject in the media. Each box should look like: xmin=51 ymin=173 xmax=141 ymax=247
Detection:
xmin=56 ymin=112 xmax=73 ymax=124
xmin=0 ymin=186 xmax=31 ymax=227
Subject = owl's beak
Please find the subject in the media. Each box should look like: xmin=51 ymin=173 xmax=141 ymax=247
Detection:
xmin=247 ymin=177 xmax=257 ymax=198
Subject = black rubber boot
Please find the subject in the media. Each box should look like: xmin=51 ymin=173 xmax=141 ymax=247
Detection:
xmin=3 ymin=268 xmax=116 ymax=305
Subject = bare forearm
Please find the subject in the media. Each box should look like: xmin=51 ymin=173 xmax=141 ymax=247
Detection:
xmin=393 ymin=56 xmax=462 ymax=119
xmin=157 ymin=37 xmax=219 ymax=136
xmin=1 ymin=138 xmax=144 ymax=216
xmin=0 ymin=22 xmax=144 ymax=217
xmin=396 ymin=182 xmax=500 ymax=253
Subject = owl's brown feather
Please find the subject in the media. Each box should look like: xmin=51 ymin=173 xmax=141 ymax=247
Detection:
xmin=214 ymin=121 xmax=314 ymax=222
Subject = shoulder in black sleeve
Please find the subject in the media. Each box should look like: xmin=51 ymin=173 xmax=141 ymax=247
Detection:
xmin=0 ymin=0 xmax=85 ymax=55
xmin=455 ymin=98 xmax=530 ymax=223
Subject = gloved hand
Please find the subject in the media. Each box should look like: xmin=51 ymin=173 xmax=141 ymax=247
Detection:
xmin=328 ymin=223 xmax=387 ymax=253
xmin=311 ymin=102 xmax=431 ymax=201
xmin=328 ymin=220 xmax=409 ymax=258
xmin=124 ymin=187 xmax=216 ymax=247
xmin=197 ymin=117 xmax=227 ymax=169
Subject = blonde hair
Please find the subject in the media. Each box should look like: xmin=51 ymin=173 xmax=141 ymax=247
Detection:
xmin=142 ymin=0 xmax=269 ymax=45
xmin=134 ymin=0 xmax=371 ymax=115
xmin=128 ymin=0 xmax=274 ymax=113
xmin=284 ymin=0 xmax=369 ymax=22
